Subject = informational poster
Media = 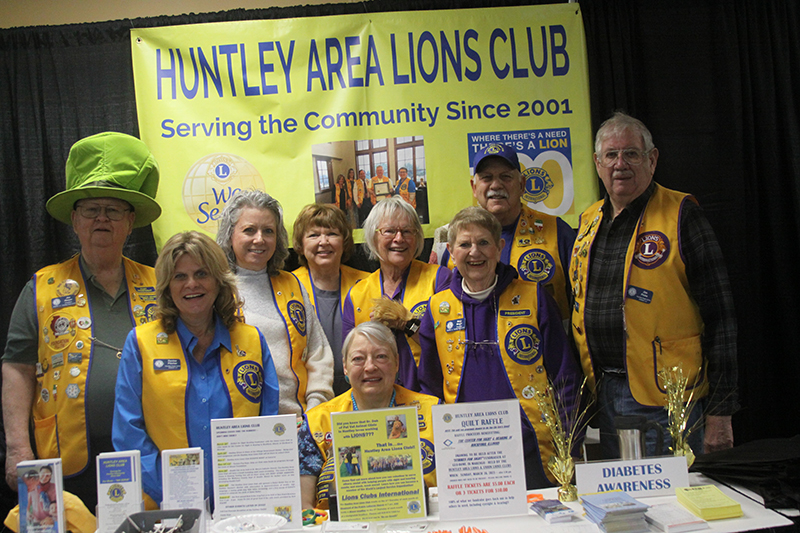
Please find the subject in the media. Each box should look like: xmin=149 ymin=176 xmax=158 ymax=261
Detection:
xmin=432 ymin=399 xmax=527 ymax=520
xmin=161 ymin=447 xmax=205 ymax=511
xmin=96 ymin=451 xmax=142 ymax=533
xmin=331 ymin=407 xmax=426 ymax=522
xmin=130 ymin=4 xmax=596 ymax=250
xmin=211 ymin=415 xmax=302 ymax=528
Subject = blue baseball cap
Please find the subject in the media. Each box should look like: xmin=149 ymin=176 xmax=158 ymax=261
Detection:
xmin=472 ymin=143 xmax=520 ymax=173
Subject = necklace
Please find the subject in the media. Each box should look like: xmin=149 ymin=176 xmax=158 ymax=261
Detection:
xmin=89 ymin=336 xmax=123 ymax=359
xmin=351 ymin=389 xmax=397 ymax=411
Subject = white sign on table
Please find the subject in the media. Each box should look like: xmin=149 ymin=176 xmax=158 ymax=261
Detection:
xmin=211 ymin=415 xmax=302 ymax=529
xmin=575 ymin=456 xmax=690 ymax=497
xmin=432 ymin=399 xmax=527 ymax=520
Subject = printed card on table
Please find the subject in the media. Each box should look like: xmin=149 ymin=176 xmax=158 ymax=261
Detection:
xmin=432 ymin=399 xmax=527 ymax=520
xmin=331 ymin=407 xmax=426 ymax=522
xmin=212 ymin=415 xmax=302 ymax=529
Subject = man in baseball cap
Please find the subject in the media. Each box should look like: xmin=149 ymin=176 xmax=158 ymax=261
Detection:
xmin=3 ymin=132 xmax=161 ymax=510
xmin=437 ymin=143 xmax=576 ymax=321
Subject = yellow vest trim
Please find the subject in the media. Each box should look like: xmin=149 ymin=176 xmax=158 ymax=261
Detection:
xmin=32 ymin=255 xmax=156 ymax=476
xmin=293 ymin=265 xmax=368 ymax=316
xmin=269 ymin=272 xmax=311 ymax=410
xmin=570 ymin=184 xmax=707 ymax=406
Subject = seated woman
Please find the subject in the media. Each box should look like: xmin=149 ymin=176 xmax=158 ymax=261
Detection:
xmin=418 ymin=207 xmax=582 ymax=489
xmin=298 ymin=322 xmax=440 ymax=510
xmin=343 ymin=197 xmax=452 ymax=390
xmin=292 ymin=204 xmax=368 ymax=395
xmin=217 ymin=190 xmax=334 ymax=414
xmin=113 ymin=231 xmax=279 ymax=507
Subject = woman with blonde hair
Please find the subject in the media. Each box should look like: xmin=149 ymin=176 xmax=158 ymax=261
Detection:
xmin=113 ymin=231 xmax=279 ymax=507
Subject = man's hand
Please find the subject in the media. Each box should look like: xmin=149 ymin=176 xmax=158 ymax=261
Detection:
xmin=704 ymin=415 xmax=733 ymax=453
xmin=3 ymin=362 xmax=37 ymax=490
xmin=5 ymin=446 xmax=34 ymax=490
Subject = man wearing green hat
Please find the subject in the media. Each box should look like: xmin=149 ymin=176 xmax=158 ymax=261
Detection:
xmin=2 ymin=132 xmax=162 ymax=510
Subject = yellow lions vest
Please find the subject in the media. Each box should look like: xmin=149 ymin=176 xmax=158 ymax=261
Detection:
xmin=293 ymin=264 xmax=368 ymax=315
xmin=306 ymin=385 xmax=440 ymax=508
xmin=268 ymin=271 xmax=312 ymax=410
xmin=570 ymin=184 xmax=707 ymax=406
xmin=349 ymin=260 xmax=439 ymax=365
xmin=138 ymin=320 xmax=263 ymax=452
xmin=428 ymin=281 xmax=556 ymax=483
xmin=446 ymin=205 xmax=569 ymax=319
xmin=32 ymin=255 xmax=157 ymax=476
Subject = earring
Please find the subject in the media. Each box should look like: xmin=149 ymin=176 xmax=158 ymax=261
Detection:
xmin=344 ymin=375 xmax=350 ymax=384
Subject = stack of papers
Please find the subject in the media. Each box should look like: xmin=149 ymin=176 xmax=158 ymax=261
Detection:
xmin=676 ymin=485 xmax=743 ymax=520
xmin=645 ymin=502 xmax=710 ymax=533
xmin=581 ymin=492 xmax=650 ymax=533
xmin=531 ymin=499 xmax=576 ymax=523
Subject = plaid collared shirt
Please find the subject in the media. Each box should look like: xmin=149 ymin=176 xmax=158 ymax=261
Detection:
xmin=584 ymin=182 xmax=739 ymax=415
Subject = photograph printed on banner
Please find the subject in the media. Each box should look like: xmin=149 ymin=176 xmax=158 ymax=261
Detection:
xmin=311 ymin=137 xmax=428 ymax=227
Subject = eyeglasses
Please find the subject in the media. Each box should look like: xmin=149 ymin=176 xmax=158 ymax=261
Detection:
xmin=75 ymin=204 xmax=131 ymax=221
xmin=596 ymin=148 xmax=651 ymax=168
xmin=376 ymin=227 xmax=415 ymax=238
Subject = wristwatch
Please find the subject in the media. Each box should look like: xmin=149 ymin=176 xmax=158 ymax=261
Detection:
xmin=404 ymin=318 xmax=421 ymax=337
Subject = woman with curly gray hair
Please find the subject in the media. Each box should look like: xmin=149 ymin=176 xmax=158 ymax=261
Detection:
xmin=217 ymin=190 xmax=334 ymax=415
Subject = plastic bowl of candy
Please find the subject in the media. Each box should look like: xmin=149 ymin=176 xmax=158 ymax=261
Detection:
xmin=212 ymin=514 xmax=287 ymax=533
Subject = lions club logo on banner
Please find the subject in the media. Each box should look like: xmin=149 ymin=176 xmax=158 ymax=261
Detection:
xmin=234 ymin=361 xmax=263 ymax=402
xmin=633 ymin=231 xmax=670 ymax=269
xmin=182 ymin=153 xmax=265 ymax=233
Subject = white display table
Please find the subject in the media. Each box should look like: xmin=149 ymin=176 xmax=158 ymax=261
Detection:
xmin=315 ymin=473 xmax=793 ymax=533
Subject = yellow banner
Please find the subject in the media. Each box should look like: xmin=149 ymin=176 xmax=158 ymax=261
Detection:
xmin=131 ymin=4 xmax=596 ymax=250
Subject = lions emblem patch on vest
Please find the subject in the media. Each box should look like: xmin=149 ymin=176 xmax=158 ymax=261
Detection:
xmin=517 ymin=249 xmax=555 ymax=284
xmin=287 ymin=300 xmax=307 ymax=336
xmin=633 ymin=231 xmax=670 ymax=269
xmin=505 ymin=324 xmax=542 ymax=364
xmin=420 ymin=438 xmax=436 ymax=475
xmin=410 ymin=301 xmax=428 ymax=319
xmin=234 ymin=361 xmax=263 ymax=403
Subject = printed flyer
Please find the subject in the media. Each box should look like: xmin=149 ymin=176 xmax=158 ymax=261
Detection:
xmin=331 ymin=407 xmax=426 ymax=522
xmin=432 ymin=399 xmax=527 ymax=520
xmin=161 ymin=447 xmax=204 ymax=511
xmin=96 ymin=451 xmax=142 ymax=533
xmin=211 ymin=415 xmax=302 ymax=528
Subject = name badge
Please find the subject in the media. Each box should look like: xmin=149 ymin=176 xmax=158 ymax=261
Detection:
xmin=51 ymin=295 xmax=76 ymax=309
xmin=153 ymin=359 xmax=181 ymax=371
xmin=446 ymin=318 xmax=465 ymax=333
xmin=500 ymin=309 xmax=531 ymax=317
xmin=627 ymin=286 xmax=653 ymax=304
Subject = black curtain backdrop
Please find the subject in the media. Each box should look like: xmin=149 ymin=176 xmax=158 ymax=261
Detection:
xmin=1 ymin=0 xmax=798 ymax=511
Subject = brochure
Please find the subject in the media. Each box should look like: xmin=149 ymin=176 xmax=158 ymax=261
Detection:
xmin=96 ymin=451 xmax=143 ymax=533
xmin=17 ymin=459 xmax=64 ymax=533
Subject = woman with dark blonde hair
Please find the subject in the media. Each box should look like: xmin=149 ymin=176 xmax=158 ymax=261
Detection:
xmin=113 ymin=231 xmax=279 ymax=507
xmin=293 ymin=203 xmax=367 ymax=395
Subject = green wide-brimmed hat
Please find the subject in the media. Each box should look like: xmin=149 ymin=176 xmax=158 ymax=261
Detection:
xmin=46 ymin=132 xmax=162 ymax=228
